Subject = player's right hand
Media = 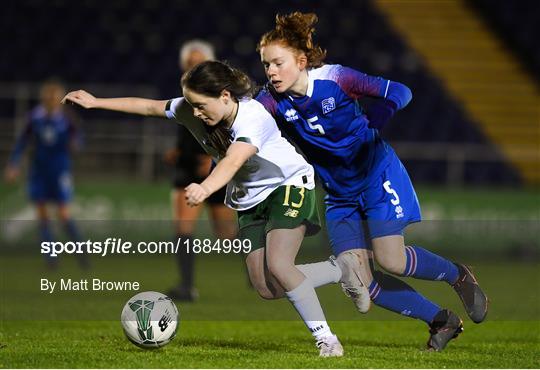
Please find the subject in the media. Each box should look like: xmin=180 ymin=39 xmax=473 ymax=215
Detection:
xmin=4 ymin=166 xmax=20 ymax=183
xmin=185 ymin=183 xmax=210 ymax=207
xmin=61 ymin=90 xmax=97 ymax=109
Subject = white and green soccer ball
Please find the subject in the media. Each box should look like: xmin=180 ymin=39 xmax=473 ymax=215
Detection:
xmin=121 ymin=291 xmax=179 ymax=348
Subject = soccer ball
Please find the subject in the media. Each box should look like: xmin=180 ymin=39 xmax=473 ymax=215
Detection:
xmin=121 ymin=291 xmax=179 ymax=348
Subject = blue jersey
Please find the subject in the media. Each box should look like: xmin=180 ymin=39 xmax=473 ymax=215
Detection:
xmin=256 ymin=64 xmax=411 ymax=199
xmin=9 ymin=105 xmax=80 ymax=178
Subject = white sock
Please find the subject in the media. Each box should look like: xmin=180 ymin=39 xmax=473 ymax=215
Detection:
xmin=296 ymin=260 xmax=342 ymax=288
xmin=286 ymin=278 xmax=333 ymax=340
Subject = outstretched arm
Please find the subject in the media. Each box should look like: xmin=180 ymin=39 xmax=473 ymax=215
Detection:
xmin=61 ymin=90 xmax=168 ymax=117
xmin=185 ymin=142 xmax=257 ymax=207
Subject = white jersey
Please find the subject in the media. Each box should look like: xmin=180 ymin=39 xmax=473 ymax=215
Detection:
xmin=165 ymin=97 xmax=315 ymax=210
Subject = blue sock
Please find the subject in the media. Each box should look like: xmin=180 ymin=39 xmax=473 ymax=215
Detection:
xmin=64 ymin=219 xmax=82 ymax=241
xmin=39 ymin=219 xmax=56 ymax=264
xmin=65 ymin=219 xmax=90 ymax=269
xmin=404 ymin=246 xmax=459 ymax=284
xmin=39 ymin=219 xmax=53 ymax=243
xmin=369 ymin=272 xmax=440 ymax=324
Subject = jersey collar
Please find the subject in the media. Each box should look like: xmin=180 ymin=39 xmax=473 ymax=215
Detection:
xmin=306 ymin=69 xmax=315 ymax=97
xmin=287 ymin=69 xmax=314 ymax=101
xmin=229 ymin=98 xmax=247 ymax=131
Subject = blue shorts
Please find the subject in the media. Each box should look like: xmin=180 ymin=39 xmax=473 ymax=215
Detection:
xmin=325 ymin=155 xmax=421 ymax=255
xmin=28 ymin=171 xmax=73 ymax=203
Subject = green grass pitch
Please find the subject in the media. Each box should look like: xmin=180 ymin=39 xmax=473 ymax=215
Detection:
xmin=0 ymin=181 xmax=539 ymax=367
xmin=1 ymin=320 xmax=539 ymax=368
xmin=0 ymin=255 xmax=538 ymax=368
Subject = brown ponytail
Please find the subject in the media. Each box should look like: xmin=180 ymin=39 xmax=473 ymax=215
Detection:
xmin=204 ymin=123 xmax=233 ymax=158
xmin=257 ymin=12 xmax=327 ymax=68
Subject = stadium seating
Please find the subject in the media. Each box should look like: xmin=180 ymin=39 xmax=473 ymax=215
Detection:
xmin=2 ymin=0 xmax=536 ymax=185
xmin=468 ymin=0 xmax=540 ymax=82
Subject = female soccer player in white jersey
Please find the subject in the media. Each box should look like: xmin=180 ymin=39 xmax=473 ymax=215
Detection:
xmin=62 ymin=61 xmax=346 ymax=357
xmin=256 ymin=12 xmax=488 ymax=351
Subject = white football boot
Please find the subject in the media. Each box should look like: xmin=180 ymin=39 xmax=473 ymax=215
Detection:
xmin=316 ymin=334 xmax=344 ymax=357
xmin=334 ymin=251 xmax=371 ymax=313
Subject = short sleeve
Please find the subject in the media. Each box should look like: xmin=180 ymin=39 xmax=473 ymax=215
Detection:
xmin=165 ymin=97 xmax=185 ymax=120
xmin=233 ymin=115 xmax=269 ymax=152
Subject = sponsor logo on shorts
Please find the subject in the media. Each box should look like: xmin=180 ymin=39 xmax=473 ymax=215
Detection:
xmin=401 ymin=309 xmax=412 ymax=316
xmin=284 ymin=208 xmax=299 ymax=218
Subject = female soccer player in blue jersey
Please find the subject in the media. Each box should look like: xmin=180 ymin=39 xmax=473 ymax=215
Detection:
xmin=256 ymin=12 xmax=488 ymax=351
xmin=4 ymin=79 xmax=87 ymax=269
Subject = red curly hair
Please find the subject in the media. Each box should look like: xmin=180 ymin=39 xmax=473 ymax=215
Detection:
xmin=258 ymin=12 xmax=327 ymax=68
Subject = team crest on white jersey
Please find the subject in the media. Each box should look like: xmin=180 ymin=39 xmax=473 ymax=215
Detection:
xmin=285 ymin=108 xmax=299 ymax=122
xmin=321 ymin=97 xmax=336 ymax=114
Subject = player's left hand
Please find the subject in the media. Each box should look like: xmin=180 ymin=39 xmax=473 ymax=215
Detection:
xmin=185 ymin=183 xmax=210 ymax=207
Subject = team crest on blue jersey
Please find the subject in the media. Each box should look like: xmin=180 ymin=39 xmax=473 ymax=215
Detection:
xmin=285 ymin=108 xmax=299 ymax=122
xmin=321 ymin=97 xmax=336 ymax=114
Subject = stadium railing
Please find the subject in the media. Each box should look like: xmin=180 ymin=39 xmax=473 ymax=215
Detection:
xmin=0 ymin=82 xmax=536 ymax=186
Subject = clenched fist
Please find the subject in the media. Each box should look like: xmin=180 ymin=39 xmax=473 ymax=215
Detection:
xmin=185 ymin=183 xmax=211 ymax=207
